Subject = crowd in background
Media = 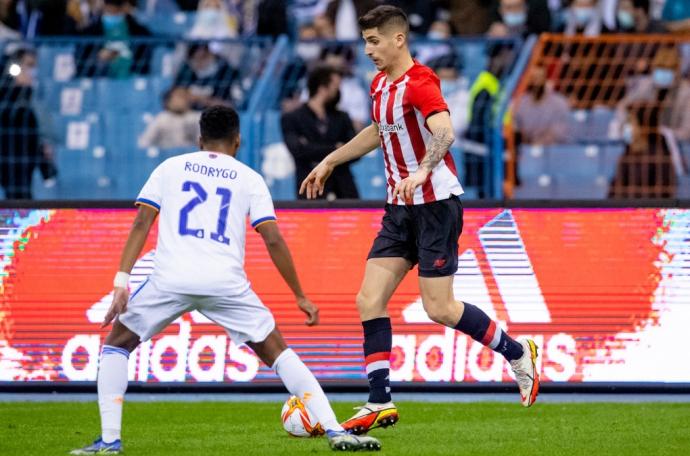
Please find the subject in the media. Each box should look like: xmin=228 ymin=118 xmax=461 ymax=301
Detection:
xmin=1 ymin=0 xmax=690 ymax=199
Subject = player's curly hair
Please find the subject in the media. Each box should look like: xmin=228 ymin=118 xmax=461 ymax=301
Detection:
xmin=200 ymin=105 xmax=240 ymax=143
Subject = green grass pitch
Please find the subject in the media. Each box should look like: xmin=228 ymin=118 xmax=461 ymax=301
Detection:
xmin=1 ymin=401 xmax=688 ymax=455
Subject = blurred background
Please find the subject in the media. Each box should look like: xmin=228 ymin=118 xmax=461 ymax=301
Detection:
xmin=1 ymin=0 xmax=689 ymax=202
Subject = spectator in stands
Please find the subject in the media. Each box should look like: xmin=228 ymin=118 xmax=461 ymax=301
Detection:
xmin=415 ymin=20 xmax=454 ymax=65
xmin=281 ymin=65 xmax=359 ymax=200
xmin=610 ymin=0 xmax=666 ymax=33
xmin=0 ymin=48 xmax=50 ymax=199
xmin=430 ymin=53 xmax=470 ymax=140
xmin=76 ymin=0 xmax=153 ymax=77
xmin=173 ymin=43 xmax=241 ymax=110
xmin=187 ymin=0 xmax=238 ymax=39
xmin=256 ymin=0 xmax=288 ymax=38
xmin=615 ymin=46 xmax=690 ymax=142
xmin=314 ymin=14 xmax=336 ymax=39
xmin=514 ymin=65 xmax=571 ymax=145
xmin=449 ymin=0 xmax=495 ymax=35
xmin=464 ymin=43 xmax=515 ymax=197
xmin=563 ymin=0 xmax=603 ymax=35
xmin=138 ymin=87 xmax=200 ymax=149
xmin=320 ymin=45 xmax=369 ymax=132
xmin=488 ymin=0 xmax=553 ymax=37
xmin=609 ymin=102 xmax=677 ymax=198
xmin=663 ymin=0 xmax=690 ymax=33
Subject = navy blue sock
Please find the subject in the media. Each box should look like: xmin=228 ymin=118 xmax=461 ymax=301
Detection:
xmin=362 ymin=317 xmax=392 ymax=404
xmin=454 ymin=303 xmax=524 ymax=361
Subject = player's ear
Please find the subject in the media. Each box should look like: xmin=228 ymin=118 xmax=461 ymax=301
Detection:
xmin=198 ymin=136 xmax=204 ymax=151
xmin=395 ymin=31 xmax=406 ymax=49
xmin=235 ymin=134 xmax=241 ymax=150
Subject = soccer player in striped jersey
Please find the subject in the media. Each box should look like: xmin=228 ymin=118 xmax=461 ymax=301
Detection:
xmin=300 ymin=6 xmax=540 ymax=435
xmin=71 ymin=106 xmax=380 ymax=454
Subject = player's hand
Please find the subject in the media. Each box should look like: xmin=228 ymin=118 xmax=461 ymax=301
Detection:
xmin=296 ymin=296 xmax=319 ymax=326
xmin=102 ymin=287 xmax=129 ymax=328
xmin=299 ymin=161 xmax=334 ymax=199
xmin=393 ymin=168 xmax=430 ymax=203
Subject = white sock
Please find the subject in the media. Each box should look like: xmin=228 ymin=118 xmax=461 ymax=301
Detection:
xmin=98 ymin=345 xmax=130 ymax=443
xmin=273 ymin=348 xmax=344 ymax=432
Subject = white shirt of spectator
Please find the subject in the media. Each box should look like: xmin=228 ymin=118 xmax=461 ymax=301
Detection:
xmin=135 ymin=151 xmax=276 ymax=296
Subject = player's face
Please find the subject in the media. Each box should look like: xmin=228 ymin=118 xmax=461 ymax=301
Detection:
xmin=363 ymin=27 xmax=405 ymax=71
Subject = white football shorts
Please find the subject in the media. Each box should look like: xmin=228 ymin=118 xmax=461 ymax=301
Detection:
xmin=118 ymin=277 xmax=275 ymax=344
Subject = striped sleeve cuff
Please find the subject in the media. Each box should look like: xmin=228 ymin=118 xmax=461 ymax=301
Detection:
xmin=251 ymin=216 xmax=277 ymax=229
xmin=135 ymin=198 xmax=161 ymax=211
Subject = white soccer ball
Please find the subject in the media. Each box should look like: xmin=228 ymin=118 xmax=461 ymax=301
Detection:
xmin=281 ymin=395 xmax=324 ymax=437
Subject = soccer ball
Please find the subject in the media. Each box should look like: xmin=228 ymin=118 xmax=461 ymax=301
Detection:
xmin=281 ymin=395 xmax=324 ymax=437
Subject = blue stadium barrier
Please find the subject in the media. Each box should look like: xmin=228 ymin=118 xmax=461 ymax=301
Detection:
xmin=492 ymin=35 xmax=537 ymax=199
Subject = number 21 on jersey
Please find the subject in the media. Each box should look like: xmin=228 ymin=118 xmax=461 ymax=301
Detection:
xmin=178 ymin=180 xmax=232 ymax=245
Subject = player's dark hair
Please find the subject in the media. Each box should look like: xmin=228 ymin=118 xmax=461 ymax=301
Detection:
xmin=307 ymin=65 xmax=340 ymax=98
xmin=200 ymin=105 xmax=240 ymax=143
xmin=358 ymin=5 xmax=409 ymax=34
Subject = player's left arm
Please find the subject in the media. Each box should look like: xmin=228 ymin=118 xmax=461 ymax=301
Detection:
xmin=393 ymin=111 xmax=455 ymax=201
xmin=102 ymin=205 xmax=158 ymax=327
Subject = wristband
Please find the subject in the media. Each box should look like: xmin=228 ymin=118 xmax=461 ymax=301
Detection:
xmin=113 ymin=271 xmax=130 ymax=288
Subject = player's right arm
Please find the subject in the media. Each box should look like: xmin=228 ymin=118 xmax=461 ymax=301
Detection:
xmin=102 ymin=205 xmax=158 ymax=328
xmin=299 ymin=122 xmax=380 ymax=199
xmin=256 ymin=221 xmax=319 ymax=326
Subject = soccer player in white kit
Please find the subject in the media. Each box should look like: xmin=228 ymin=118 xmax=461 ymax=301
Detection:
xmin=71 ymin=106 xmax=381 ymax=454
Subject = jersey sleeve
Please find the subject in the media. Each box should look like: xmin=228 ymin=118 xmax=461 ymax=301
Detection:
xmin=249 ymin=175 xmax=276 ymax=230
xmin=408 ymin=73 xmax=449 ymax=119
xmin=135 ymin=163 xmax=163 ymax=211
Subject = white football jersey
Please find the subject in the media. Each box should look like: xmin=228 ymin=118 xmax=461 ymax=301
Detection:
xmin=135 ymin=151 xmax=276 ymax=296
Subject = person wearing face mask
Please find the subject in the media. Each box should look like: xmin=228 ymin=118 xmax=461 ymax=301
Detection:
xmin=429 ymin=53 xmax=470 ymax=140
xmin=187 ymin=0 xmax=238 ymax=39
xmin=564 ymin=0 xmax=602 ymax=35
xmin=0 ymin=48 xmax=56 ymax=199
xmin=612 ymin=0 xmax=666 ymax=33
xmin=514 ymin=65 xmax=571 ymax=146
xmin=488 ymin=0 xmax=552 ymax=37
xmin=609 ymin=102 xmax=679 ymax=198
xmin=138 ymin=87 xmax=200 ymax=149
xmin=76 ymin=0 xmax=152 ymax=77
xmin=414 ymin=20 xmax=454 ymax=66
xmin=173 ymin=43 xmax=241 ymax=110
xmin=615 ymin=46 xmax=690 ymax=142
xmin=281 ymin=65 xmax=359 ymax=200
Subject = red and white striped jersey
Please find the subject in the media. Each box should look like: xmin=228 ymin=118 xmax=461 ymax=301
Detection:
xmin=370 ymin=61 xmax=464 ymax=205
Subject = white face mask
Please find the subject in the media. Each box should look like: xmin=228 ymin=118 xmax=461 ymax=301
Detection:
xmin=193 ymin=60 xmax=219 ymax=79
xmin=653 ymin=68 xmax=675 ymax=88
xmin=622 ymin=123 xmax=634 ymax=144
xmin=573 ymin=7 xmax=594 ymax=26
xmin=196 ymin=8 xmax=224 ymax=29
xmin=441 ymin=79 xmax=459 ymax=96
xmin=428 ymin=30 xmax=448 ymax=40
xmin=504 ymin=11 xmax=527 ymax=27
xmin=296 ymin=42 xmax=321 ymax=61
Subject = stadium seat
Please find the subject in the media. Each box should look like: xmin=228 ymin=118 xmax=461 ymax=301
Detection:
xmin=545 ymin=144 xmax=601 ymax=179
xmin=517 ymin=145 xmax=547 ymax=181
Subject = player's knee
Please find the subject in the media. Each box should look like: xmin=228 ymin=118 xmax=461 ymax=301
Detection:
xmin=424 ymin=301 xmax=458 ymax=327
xmin=356 ymin=290 xmax=383 ymax=319
xmin=104 ymin=322 xmax=140 ymax=352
